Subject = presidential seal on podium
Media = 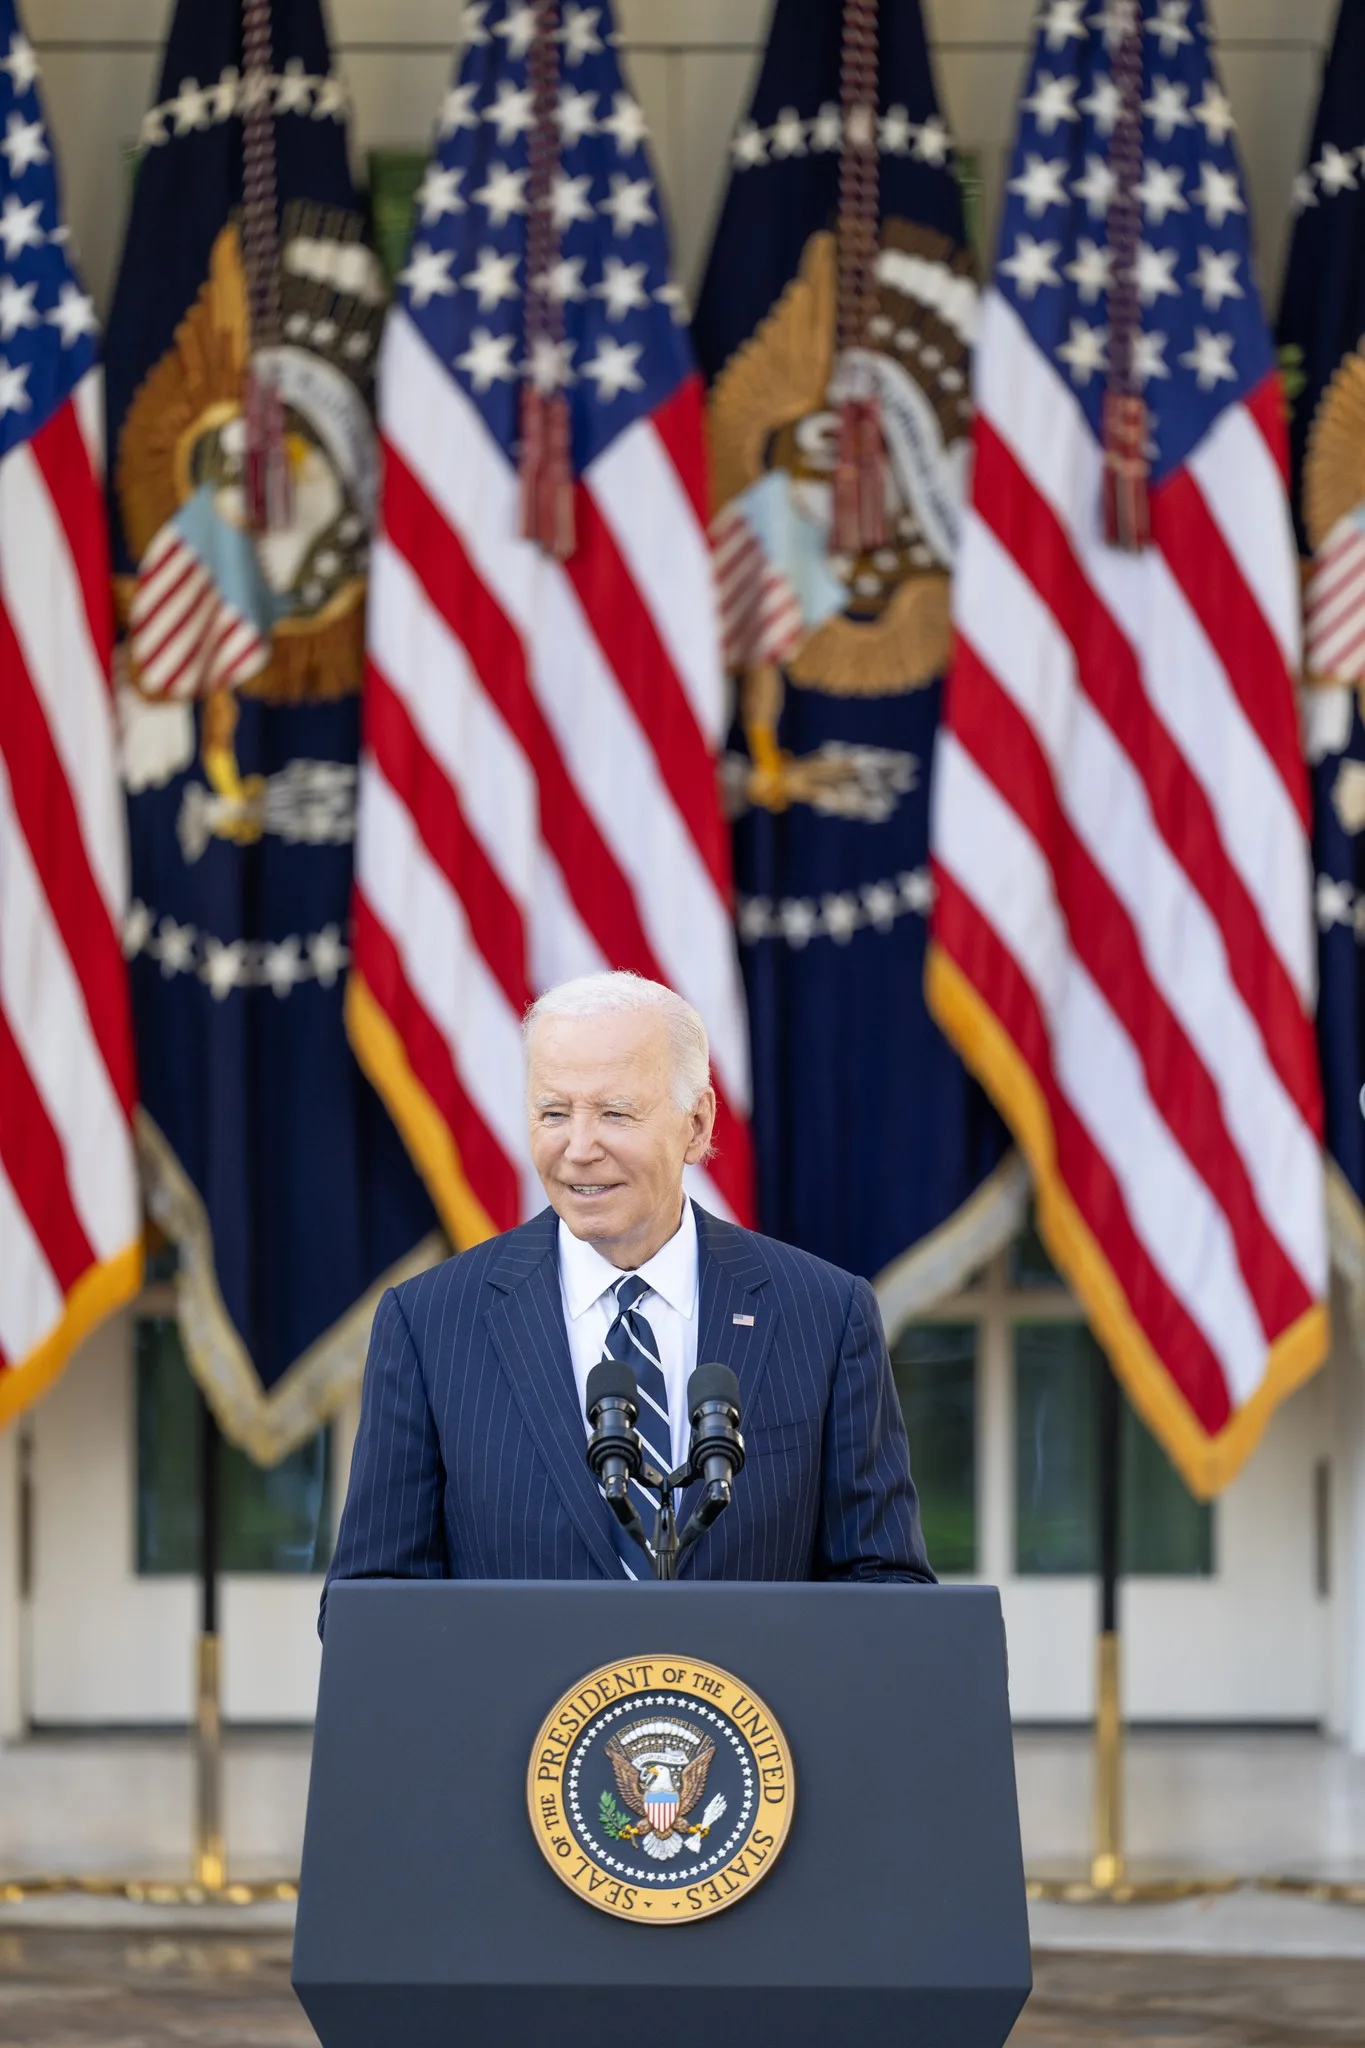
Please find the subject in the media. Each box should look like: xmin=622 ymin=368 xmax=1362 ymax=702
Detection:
xmin=527 ymin=1657 xmax=795 ymax=1922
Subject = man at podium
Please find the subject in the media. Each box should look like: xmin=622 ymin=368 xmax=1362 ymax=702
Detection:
xmin=324 ymin=973 xmax=934 ymax=1614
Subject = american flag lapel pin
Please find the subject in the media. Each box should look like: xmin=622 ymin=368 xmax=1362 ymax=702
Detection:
xmin=732 ymin=1313 xmax=755 ymax=1327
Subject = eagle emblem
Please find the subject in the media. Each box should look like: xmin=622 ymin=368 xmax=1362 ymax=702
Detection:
xmin=114 ymin=203 xmax=384 ymax=836
xmin=600 ymin=1718 xmax=728 ymax=1862
xmin=708 ymin=221 xmax=977 ymax=823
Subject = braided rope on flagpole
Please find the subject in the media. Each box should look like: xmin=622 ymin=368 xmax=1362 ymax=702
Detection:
xmin=1102 ymin=4 xmax=1150 ymax=550
xmin=836 ymin=0 xmax=878 ymax=365
xmin=831 ymin=0 xmax=886 ymax=555
xmin=241 ymin=0 xmax=292 ymax=532
xmin=242 ymin=0 xmax=282 ymax=349
xmin=521 ymin=0 xmax=575 ymax=558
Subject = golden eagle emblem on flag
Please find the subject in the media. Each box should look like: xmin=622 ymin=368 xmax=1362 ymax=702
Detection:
xmin=114 ymin=203 xmax=384 ymax=822
xmin=1304 ymin=346 xmax=1365 ymax=696
xmin=709 ymin=221 xmax=975 ymax=701
xmin=708 ymin=221 xmax=976 ymax=820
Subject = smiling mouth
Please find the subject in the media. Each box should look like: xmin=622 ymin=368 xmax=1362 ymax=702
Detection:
xmin=567 ymin=1183 xmax=621 ymax=1196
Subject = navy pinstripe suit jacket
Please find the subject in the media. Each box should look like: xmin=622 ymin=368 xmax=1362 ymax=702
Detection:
xmin=322 ymin=1204 xmax=934 ymax=1623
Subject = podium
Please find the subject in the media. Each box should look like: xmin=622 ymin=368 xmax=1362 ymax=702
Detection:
xmin=293 ymin=1581 xmax=1030 ymax=2048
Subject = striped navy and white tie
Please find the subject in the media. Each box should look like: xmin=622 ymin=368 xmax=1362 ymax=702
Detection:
xmin=603 ymin=1273 xmax=672 ymax=1576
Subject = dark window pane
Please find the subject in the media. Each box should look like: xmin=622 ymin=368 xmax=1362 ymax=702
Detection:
xmin=890 ymin=1323 xmax=976 ymax=1574
xmin=1015 ymin=1323 xmax=1097 ymax=1572
xmin=136 ymin=1316 xmax=200 ymax=1573
xmin=1014 ymin=1322 xmax=1212 ymax=1577
xmin=1122 ymin=1411 xmax=1214 ymax=1576
xmin=955 ymin=149 xmax=985 ymax=263
xmin=136 ymin=1318 xmax=333 ymax=1575
xmin=368 ymin=149 xmax=426 ymax=284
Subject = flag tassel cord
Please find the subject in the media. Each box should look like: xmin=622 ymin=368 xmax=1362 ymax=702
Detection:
xmin=519 ymin=0 xmax=575 ymax=559
xmin=830 ymin=0 xmax=887 ymax=557
xmin=240 ymin=0 xmax=292 ymax=535
xmin=1100 ymin=8 xmax=1151 ymax=551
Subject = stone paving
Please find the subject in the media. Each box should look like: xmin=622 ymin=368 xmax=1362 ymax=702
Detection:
xmin=1018 ymin=1952 xmax=1365 ymax=2044
xmin=2 ymin=1933 xmax=1365 ymax=2046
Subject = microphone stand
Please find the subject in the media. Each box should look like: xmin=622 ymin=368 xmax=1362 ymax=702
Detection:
xmin=613 ymin=1456 xmax=700 ymax=1581
xmin=589 ymin=1363 xmax=744 ymax=1582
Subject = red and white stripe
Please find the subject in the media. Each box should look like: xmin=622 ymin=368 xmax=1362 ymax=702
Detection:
xmin=0 ymin=372 xmax=141 ymax=1412
xmin=1306 ymin=512 xmax=1365 ymax=683
xmin=352 ymin=310 xmax=753 ymax=1233
xmin=931 ymin=289 xmax=1325 ymax=1465
xmin=710 ymin=497 xmax=805 ymax=671
xmin=128 ymin=521 xmax=269 ymax=699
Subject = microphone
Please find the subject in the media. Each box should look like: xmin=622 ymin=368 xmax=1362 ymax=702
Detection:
xmin=585 ymin=1359 xmax=642 ymax=1528
xmin=686 ymin=1363 xmax=745 ymax=1529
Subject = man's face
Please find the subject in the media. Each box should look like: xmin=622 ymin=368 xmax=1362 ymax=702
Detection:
xmin=527 ymin=1010 xmax=716 ymax=1268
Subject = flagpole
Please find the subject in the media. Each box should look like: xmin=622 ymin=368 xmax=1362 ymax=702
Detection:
xmin=194 ymin=1387 xmax=225 ymax=1892
xmin=1091 ymin=1360 xmax=1123 ymax=1892
xmin=1028 ymin=1353 xmax=1237 ymax=1903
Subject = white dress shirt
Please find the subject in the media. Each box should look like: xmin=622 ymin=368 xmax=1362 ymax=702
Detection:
xmin=557 ymin=1198 xmax=699 ymax=1471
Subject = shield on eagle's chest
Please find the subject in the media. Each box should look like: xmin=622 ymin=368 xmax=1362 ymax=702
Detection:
xmin=645 ymin=1781 xmax=679 ymax=1836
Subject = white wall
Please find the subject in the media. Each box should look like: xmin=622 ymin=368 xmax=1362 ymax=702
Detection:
xmin=1000 ymin=1367 xmax=1333 ymax=1723
xmin=960 ymin=1259 xmax=1338 ymax=1727
xmin=24 ymin=1317 xmax=332 ymax=1726
xmin=28 ymin=1311 xmax=195 ymax=1724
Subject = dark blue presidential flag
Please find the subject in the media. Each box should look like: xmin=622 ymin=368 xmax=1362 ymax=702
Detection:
xmin=105 ymin=0 xmax=439 ymax=1463
xmin=1279 ymin=0 xmax=1365 ymax=1299
xmin=693 ymin=0 xmax=1019 ymax=1299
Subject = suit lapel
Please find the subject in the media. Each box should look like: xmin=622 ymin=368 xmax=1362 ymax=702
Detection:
xmin=694 ymin=1206 xmax=777 ymax=1411
xmin=484 ymin=1210 xmax=622 ymax=1579
xmin=677 ymin=1207 xmax=778 ymax=1565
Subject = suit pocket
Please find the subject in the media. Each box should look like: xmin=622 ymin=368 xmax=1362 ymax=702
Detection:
xmin=744 ymin=1415 xmax=819 ymax=1458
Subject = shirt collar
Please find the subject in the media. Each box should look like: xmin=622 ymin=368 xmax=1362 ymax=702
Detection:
xmin=558 ymin=1198 xmax=698 ymax=1322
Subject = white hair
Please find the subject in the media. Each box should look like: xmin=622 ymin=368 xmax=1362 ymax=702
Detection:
xmin=524 ymin=973 xmax=712 ymax=1113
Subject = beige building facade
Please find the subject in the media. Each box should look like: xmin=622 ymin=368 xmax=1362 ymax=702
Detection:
xmin=0 ymin=0 xmax=1363 ymax=1755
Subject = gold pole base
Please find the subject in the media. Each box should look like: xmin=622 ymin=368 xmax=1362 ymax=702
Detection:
xmin=1027 ymin=1868 xmax=1243 ymax=1904
xmin=0 ymin=1876 xmax=298 ymax=1906
xmin=195 ymin=1633 xmax=225 ymax=1894
xmin=1258 ymin=1874 xmax=1365 ymax=1907
xmin=1092 ymin=1630 xmax=1123 ymax=1891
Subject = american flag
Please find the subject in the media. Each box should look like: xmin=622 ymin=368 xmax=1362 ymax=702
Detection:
xmin=125 ymin=514 xmax=269 ymax=701
xmin=709 ymin=494 xmax=804 ymax=674
xmin=0 ymin=3 xmax=141 ymax=1425
xmin=927 ymin=0 xmax=1327 ymax=1497
xmin=1305 ymin=509 xmax=1365 ymax=686
xmin=347 ymin=0 xmax=753 ymax=1235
